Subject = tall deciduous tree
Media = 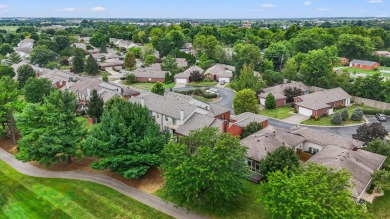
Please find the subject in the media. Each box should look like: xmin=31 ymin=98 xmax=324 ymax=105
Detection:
xmin=16 ymin=90 xmax=86 ymax=165
xmin=233 ymin=43 xmax=261 ymax=75
xmin=85 ymin=55 xmax=99 ymax=75
xmin=258 ymin=164 xmax=366 ymax=219
xmin=337 ymin=34 xmax=374 ymax=59
xmin=260 ymin=147 xmax=300 ymax=177
xmin=124 ymin=51 xmax=136 ymax=69
xmin=161 ymin=127 xmax=248 ymax=212
xmin=230 ymin=64 xmax=265 ymax=93
xmin=88 ymin=89 xmax=104 ymax=121
xmin=17 ymin=64 xmax=35 ymax=88
xmin=353 ymin=122 xmax=388 ymax=143
xmin=151 ymin=82 xmax=165 ymax=95
xmin=0 ymin=43 xmax=14 ymax=55
xmin=0 ymin=65 xmax=15 ymax=78
xmin=233 ymin=89 xmax=259 ymax=114
xmin=24 ymin=78 xmax=53 ymax=103
xmin=30 ymin=45 xmax=58 ymax=67
xmin=82 ymin=100 xmax=166 ymax=179
xmin=161 ymin=55 xmax=179 ymax=74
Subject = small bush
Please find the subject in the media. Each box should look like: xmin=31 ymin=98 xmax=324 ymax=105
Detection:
xmin=331 ymin=112 xmax=342 ymax=125
xmin=293 ymin=108 xmax=298 ymax=113
xmin=290 ymin=102 xmax=295 ymax=108
xmin=125 ymin=74 xmax=137 ymax=84
xmin=341 ymin=109 xmax=349 ymax=121
xmin=362 ymin=109 xmax=382 ymax=115
xmin=351 ymin=108 xmax=364 ymax=121
xmin=367 ymin=188 xmax=373 ymax=194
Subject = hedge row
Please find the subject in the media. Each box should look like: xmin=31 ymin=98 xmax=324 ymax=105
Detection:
xmin=175 ymin=88 xmax=218 ymax=98
xmin=362 ymin=109 xmax=390 ymax=115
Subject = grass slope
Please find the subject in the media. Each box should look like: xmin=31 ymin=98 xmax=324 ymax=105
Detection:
xmin=0 ymin=160 xmax=171 ymax=219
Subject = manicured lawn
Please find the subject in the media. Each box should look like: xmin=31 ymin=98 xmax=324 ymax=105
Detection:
xmin=154 ymin=181 xmax=269 ymax=219
xmin=124 ymin=82 xmax=175 ymax=90
xmin=0 ymin=26 xmax=20 ymax=32
xmin=301 ymin=104 xmax=377 ymax=126
xmin=259 ymin=106 xmax=294 ymax=120
xmin=344 ymin=68 xmax=390 ymax=77
xmin=0 ymin=160 xmax=171 ymax=219
xmin=193 ymin=95 xmax=215 ymax=103
xmin=186 ymin=81 xmax=218 ymax=87
xmin=367 ymin=191 xmax=390 ymax=219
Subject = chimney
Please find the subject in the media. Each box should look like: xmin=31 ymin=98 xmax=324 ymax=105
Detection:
xmin=141 ymin=97 xmax=145 ymax=107
xmin=87 ymin=88 xmax=91 ymax=100
xmin=55 ymin=81 xmax=61 ymax=89
xmin=222 ymin=120 xmax=229 ymax=133
xmin=180 ymin=109 xmax=184 ymax=125
xmin=62 ymin=80 xmax=66 ymax=88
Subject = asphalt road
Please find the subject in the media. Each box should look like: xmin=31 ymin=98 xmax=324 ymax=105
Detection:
xmin=0 ymin=148 xmax=206 ymax=219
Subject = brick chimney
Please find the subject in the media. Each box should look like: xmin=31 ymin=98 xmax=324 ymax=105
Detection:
xmin=61 ymin=80 xmax=66 ymax=88
xmin=55 ymin=81 xmax=61 ymax=89
xmin=222 ymin=120 xmax=229 ymax=133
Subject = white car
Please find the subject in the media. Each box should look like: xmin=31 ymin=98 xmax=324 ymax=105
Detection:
xmin=209 ymin=88 xmax=218 ymax=93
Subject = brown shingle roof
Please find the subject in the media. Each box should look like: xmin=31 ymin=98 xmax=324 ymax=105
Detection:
xmin=295 ymin=87 xmax=351 ymax=110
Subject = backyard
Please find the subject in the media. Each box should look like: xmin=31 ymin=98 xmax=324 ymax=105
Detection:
xmin=0 ymin=160 xmax=171 ymax=219
xmin=123 ymin=82 xmax=175 ymax=90
xmin=154 ymin=182 xmax=269 ymax=219
xmin=259 ymin=106 xmax=294 ymax=120
xmin=301 ymin=104 xmax=378 ymax=126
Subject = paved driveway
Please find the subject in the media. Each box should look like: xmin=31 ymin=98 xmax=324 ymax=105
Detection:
xmin=174 ymin=83 xmax=186 ymax=88
xmin=282 ymin=114 xmax=309 ymax=124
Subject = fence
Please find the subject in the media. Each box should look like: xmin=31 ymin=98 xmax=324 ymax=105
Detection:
xmin=352 ymin=96 xmax=390 ymax=110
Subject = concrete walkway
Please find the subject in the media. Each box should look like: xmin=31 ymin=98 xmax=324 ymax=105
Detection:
xmin=282 ymin=114 xmax=309 ymax=124
xmin=0 ymin=148 xmax=206 ymax=219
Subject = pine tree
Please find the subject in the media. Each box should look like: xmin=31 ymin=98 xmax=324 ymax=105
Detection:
xmin=265 ymin=93 xmax=276 ymax=109
xmin=17 ymin=64 xmax=35 ymax=88
xmin=151 ymin=82 xmax=165 ymax=95
xmin=88 ymin=89 xmax=104 ymax=121
xmin=73 ymin=49 xmax=85 ymax=74
xmin=99 ymin=43 xmax=107 ymax=53
xmin=85 ymin=55 xmax=99 ymax=75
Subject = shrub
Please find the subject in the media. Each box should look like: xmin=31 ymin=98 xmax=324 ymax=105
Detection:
xmin=102 ymin=75 xmax=108 ymax=82
xmin=331 ymin=112 xmax=342 ymax=125
xmin=362 ymin=109 xmax=382 ymax=115
xmin=290 ymin=102 xmax=295 ymax=108
xmin=351 ymin=108 xmax=364 ymax=121
xmin=341 ymin=109 xmax=349 ymax=121
xmin=265 ymin=93 xmax=276 ymax=110
xmin=125 ymin=74 xmax=137 ymax=84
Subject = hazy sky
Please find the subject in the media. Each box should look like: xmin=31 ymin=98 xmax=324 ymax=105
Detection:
xmin=0 ymin=0 xmax=388 ymax=19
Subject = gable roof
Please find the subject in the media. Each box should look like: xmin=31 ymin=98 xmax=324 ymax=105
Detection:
xmin=259 ymin=81 xmax=310 ymax=99
xmin=231 ymin=112 xmax=268 ymax=128
xmin=258 ymin=91 xmax=286 ymax=100
xmin=289 ymin=127 xmax=364 ymax=150
xmin=208 ymin=104 xmax=231 ymax=117
xmin=175 ymin=58 xmax=188 ymax=68
xmin=174 ymin=65 xmax=204 ymax=79
xmin=124 ymin=63 xmax=168 ymax=79
xmin=350 ymin=59 xmax=378 ymax=66
xmin=308 ymin=145 xmax=386 ymax=199
xmin=176 ymin=113 xmax=223 ymax=136
xmin=205 ymin=64 xmax=235 ymax=78
xmin=295 ymin=87 xmax=351 ymax=110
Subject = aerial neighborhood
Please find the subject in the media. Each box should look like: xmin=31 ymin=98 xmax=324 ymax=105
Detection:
xmin=2 ymin=2 xmax=390 ymax=219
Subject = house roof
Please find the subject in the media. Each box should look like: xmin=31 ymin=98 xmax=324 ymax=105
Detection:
xmin=350 ymin=59 xmax=378 ymax=66
xmin=208 ymin=104 xmax=231 ymax=117
xmin=258 ymin=91 xmax=286 ymax=100
xmin=99 ymin=59 xmax=124 ymax=67
xmin=295 ymin=87 xmax=351 ymax=110
xmin=205 ymin=64 xmax=234 ymax=78
xmin=174 ymin=65 xmax=204 ymax=79
xmin=175 ymin=58 xmax=188 ymax=68
xmin=125 ymin=64 xmax=168 ymax=79
xmin=259 ymin=81 xmax=310 ymax=99
xmin=308 ymin=145 xmax=386 ymax=199
xmin=241 ymin=126 xmax=305 ymax=161
xmin=231 ymin=112 xmax=268 ymax=128
xmin=176 ymin=113 xmax=223 ymax=136
xmin=289 ymin=127 xmax=364 ymax=150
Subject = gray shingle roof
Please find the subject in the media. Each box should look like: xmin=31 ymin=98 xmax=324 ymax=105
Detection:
xmin=289 ymin=127 xmax=364 ymax=150
xmin=295 ymin=87 xmax=351 ymax=110
xmin=258 ymin=91 xmax=286 ymax=100
xmin=308 ymin=145 xmax=386 ymax=199
xmin=208 ymin=104 xmax=231 ymax=117
xmin=259 ymin=81 xmax=310 ymax=99
xmin=350 ymin=59 xmax=379 ymax=66
xmin=124 ymin=64 xmax=168 ymax=79
xmin=232 ymin=112 xmax=268 ymax=128
xmin=174 ymin=65 xmax=204 ymax=79
xmin=176 ymin=113 xmax=223 ymax=136
xmin=205 ymin=64 xmax=234 ymax=78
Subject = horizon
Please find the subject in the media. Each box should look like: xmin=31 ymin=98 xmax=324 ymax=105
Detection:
xmin=0 ymin=0 xmax=388 ymax=19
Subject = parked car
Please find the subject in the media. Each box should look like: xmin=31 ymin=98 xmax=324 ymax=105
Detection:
xmin=376 ymin=113 xmax=387 ymax=122
xmin=209 ymin=88 xmax=218 ymax=93
xmin=120 ymin=77 xmax=126 ymax=80
xmin=220 ymin=80 xmax=226 ymax=85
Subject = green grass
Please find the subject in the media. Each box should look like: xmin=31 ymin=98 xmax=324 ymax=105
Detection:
xmin=186 ymin=81 xmax=218 ymax=87
xmin=259 ymin=106 xmax=294 ymax=120
xmin=0 ymin=26 xmax=20 ymax=32
xmin=301 ymin=104 xmax=377 ymax=126
xmin=0 ymin=160 xmax=171 ymax=219
xmin=367 ymin=191 xmax=390 ymax=219
xmin=76 ymin=116 xmax=94 ymax=130
xmin=154 ymin=181 xmax=269 ymax=219
xmin=344 ymin=68 xmax=390 ymax=77
xmin=192 ymin=95 xmax=217 ymax=103
xmin=124 ymin=82 xmax=175 ymax=90
xmin=60 ymin=65 xmax=72 ymax=70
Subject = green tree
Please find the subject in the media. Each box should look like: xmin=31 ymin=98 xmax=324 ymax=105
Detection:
xmin=230 ymin=64 xmax=265 ymax=92
xmin=16 ymin=90 xmax=86 ymax=165
xmin=373 ymin=169 xmax=390 ymax=191
xmin=141 ymin=43 xmax=155 ymax=60
xmin=331 ymin=112 xmax=342 ymax=125
xmin=353 ymin=122 xmax=388 ymax=143
xmin=151 ymin=82 xmax=165 ymax=95
xmin=233 ymin=43 xmax=261 ymax=75
xmin=82 ymin=100 xmax=166 ymax=179
xmin=0 ymin=43 xmax=14 ymax=55
xmin=260 ymin=147 xmax=300 ymax=177
xmin=161 ymin=127 xmax=248 ymax=212
xmin=46 ymin=61 xmax=59 ymax=69
xmin=30 ymin=45 xmax=58 ymax=67
xmin=337 ymin=34 xmax=374 ymax=59
xmin=85 ymin=55 xmax=99 ymax=75
xmin=72 ymin=49 xmax=85 ymax=74
xmin=6 ymin=52 xmax=22 ymax=64
xmin=124 ymin=51 xmax=136 ymax=69
xmin=233 ymin=89 xmax=259 ymax=114
xmin=17 ymin=64 xmax=35 ymax=88
xmin=366 ymin=139 xmax=390 ymax=168
xmin=258 ymin=164 xmax=366 ymax=219
xmin=99 ymin=43 xmax=107 ymax=53
xmin=351 ymin=108 xmax=364 ymax=121
xmin=88 ymin=89 xmax=104 ymax=121
xmin=161 ymin=55 xmax=179 ymax=74
xmin=264 ymin=41 xmax=292 ymax=71
xmin=102 ymin=75 xmax=108 ymax=82
xmin=90 ymin=32 xmax=108 ymax=48
xmin=166 ymin=30 xmax=184 ymax=49
xmin=0 ymin=76 xmax=23 ymax=143
xmin=341 ymin=108 xmax=349 ymax=121
xmin=144 ymin=55 xmax=156 ymax=66
xmin=263 ymin=70 xmax=284 ymax=86
xmin=0 ymin=65 xmax=15 ymax=78
xmin=125 ymin=74 xmax=137 ymax=84
xmin=241 ymin=122 xmax=263 ymax=138
xmin=54 ymin=35 xmax=70 ymax=52
xmin=24 ymin=78 xmax=53 ymax=103
xmin=283 ymin=58 xmax=299 ymax=81
xmin=259 ymin=59 xmax=274 ymax=73
xmin=265 ymin=93 xmax=276 ymax=109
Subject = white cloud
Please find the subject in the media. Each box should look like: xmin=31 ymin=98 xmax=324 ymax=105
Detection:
xmin=261 ymin=3 xmax=275 ymax=8
xmin=317 ymin=7 xmax=330 ymax=11
xmin=367 ymin=0 xmax=384 ymax=3
xmin=91 ymin=6 xmax=106 ymax=12
xmin=303 ymin=1 xmax=312 ymax=6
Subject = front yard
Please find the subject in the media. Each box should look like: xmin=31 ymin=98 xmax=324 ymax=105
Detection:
xmin=259 ymin=106 xmax=294 ymax=120
xmin=186 ymin=81 xmax=218 ymax=87
xmin=301 ymin=104 xmax=378 ymax=126
xmin=123 ymin=82 xmax=175 ymax=90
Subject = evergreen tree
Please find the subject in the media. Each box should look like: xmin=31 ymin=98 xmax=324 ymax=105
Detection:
xmin=265 ymin=93 xmax=276 ymax=109
xmin=24 ymin=78 xmax=53 ymax=103
xmin=17 ymin=64 xmax=35 ymax=88
xmin=331 ymin=112 xmax=342 ymax=125
xmin=124 ymin=51 xmax=136 ymax=69
xmin=151 ymin=82 xmax=165 ymax=95
xmin=99 ymin=43 xmax=107 ymax=53
xmin=341 ymin=108 xmax=349 ymax=121
xmin=88 ymin=89 xmax=104 ymax=121
xmin=7 ymin=52 xmax=22 ymax=64
xmin=73 ymin=49 xmax=85 ymax=74
xmin=85 ymin=55 xmax=99 ymax=75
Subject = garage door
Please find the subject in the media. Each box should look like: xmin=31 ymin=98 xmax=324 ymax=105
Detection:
xmin=260 ymin=98 xmax=266 ymax=105
xmin=176 ymin=79 xmax=187 ymax=84
xmin=298 ymin=107 xmax=313 ymax=117
xmin=219 ymin=78 xmax=230 ymax=83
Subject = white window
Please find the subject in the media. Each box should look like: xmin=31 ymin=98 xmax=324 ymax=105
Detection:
xmin=247 ymin=159 xmax=260 ymax=173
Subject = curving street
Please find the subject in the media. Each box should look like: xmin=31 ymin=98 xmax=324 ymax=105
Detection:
xmin=0 ymin=147 xmax=206 ymax=219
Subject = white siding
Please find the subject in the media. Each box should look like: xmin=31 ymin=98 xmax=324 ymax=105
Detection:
xmin=260 ymin=98 xmax=266 ymax=106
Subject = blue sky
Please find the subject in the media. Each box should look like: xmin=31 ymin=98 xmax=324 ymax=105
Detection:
xmin=0 ymin=0 xmax=388 ymax=18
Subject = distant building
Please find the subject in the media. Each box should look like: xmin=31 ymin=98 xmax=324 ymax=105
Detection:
xmin=242 ymin=21 xmax=252 ymax=28
xmin=350 ymin=59 xmax=380 ymax=70
xmin=374 ymin=51 xmax=390 ymax=57
xmin=339 ymin=57 xmax=349 ymax=65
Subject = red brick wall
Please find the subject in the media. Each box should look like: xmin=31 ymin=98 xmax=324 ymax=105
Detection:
xmin=275 ymin=98 xmax=287 ymax=107
xmin=314 ymin=108 xmax=329 ymax=117
xmin=352 ymin=63 xmax=380 ymax=70
xmin=227 ymin=125 xmax=242 ymax=137
xmin=136 ymin=77 xmax=165 ymax=83
xmin=262 ymin=120 xmax=268 ymax=128
xmin=327 ymin=100 xmax=344 ymax=108
xmin=214 ymin=112 xmax=231 ymax=121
